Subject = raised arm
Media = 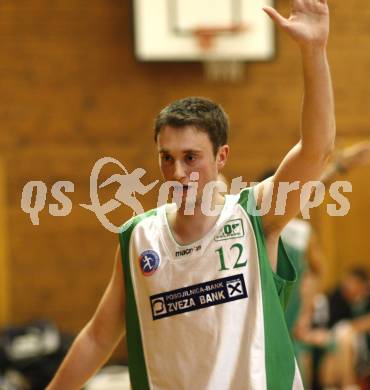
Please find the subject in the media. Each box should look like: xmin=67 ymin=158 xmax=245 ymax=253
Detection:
xmin=46 ymin=246 xmax=126 ymax=389
xmin=255 ymin=0 xmax=335 ymax=267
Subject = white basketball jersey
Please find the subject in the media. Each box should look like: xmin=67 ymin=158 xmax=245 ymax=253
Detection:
xmin=119 ymin=188 xmax=303 ymax=390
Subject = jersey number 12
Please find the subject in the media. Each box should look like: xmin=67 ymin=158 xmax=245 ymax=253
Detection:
xmin=216 ymin=244 xmax=248 ymax=271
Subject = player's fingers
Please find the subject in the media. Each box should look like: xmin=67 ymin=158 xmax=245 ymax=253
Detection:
xmin=262 ymin=6 xmax=287 ymax=28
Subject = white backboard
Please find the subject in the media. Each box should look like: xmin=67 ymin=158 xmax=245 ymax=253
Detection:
xmin=133 ymin=0 xmax=275 ymax=61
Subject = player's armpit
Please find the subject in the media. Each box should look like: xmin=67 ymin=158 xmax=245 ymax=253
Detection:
xmin=254 ymin=141 xmax=332 ymax=236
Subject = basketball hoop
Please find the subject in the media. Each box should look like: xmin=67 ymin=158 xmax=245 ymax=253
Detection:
xmin=192 ymin=24 xmax=246 ymax=83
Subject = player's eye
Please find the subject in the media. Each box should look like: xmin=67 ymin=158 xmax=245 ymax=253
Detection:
xmin=185 ymin=154 xmax=196 ymax=163
xmin=162 ymin=154 xmax=173 ymax=163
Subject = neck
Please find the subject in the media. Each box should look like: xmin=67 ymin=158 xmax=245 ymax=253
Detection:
xmin=167 ymin=192 xmax=226 ymax=245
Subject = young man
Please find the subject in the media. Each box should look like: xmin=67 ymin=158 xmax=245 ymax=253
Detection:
xmin=47 ymin=0 xmax=335 ymax=388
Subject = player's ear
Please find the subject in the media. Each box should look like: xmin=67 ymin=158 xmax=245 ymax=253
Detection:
xmin=216 ymin=145 xmax=229 ymax=169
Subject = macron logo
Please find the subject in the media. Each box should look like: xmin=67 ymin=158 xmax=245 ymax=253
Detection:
xmin=175 ymin=245 xmax=202 ymax=257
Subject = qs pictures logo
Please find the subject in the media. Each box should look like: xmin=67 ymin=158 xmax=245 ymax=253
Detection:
xmin=20 ymin=157 xmax=159 ymax=233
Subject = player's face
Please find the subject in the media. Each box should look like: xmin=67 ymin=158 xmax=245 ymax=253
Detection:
xmin=342 ymin=275 xmax=368 ymax=303
xmin=157 ymin=125 xmax=228 ymax=206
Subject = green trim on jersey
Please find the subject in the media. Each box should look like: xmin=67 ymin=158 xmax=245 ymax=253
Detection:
xmin=284 ymin=244 xmax=307 ymax=331
xmin=119 ymin=209 xmax=157 ymax=390
xmin=274 ymin=242 xmax=297 ymax=310
xmin=239 ymin=188 xmax=297 ymax=390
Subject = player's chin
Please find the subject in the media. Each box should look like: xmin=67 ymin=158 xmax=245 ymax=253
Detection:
xmin=173 ymin=186 xmax=203 ymax=205
xmin=173 ymin=185 xmax=191 ymax=196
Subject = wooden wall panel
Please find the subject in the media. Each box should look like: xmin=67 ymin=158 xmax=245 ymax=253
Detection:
xmin=0 ymin=159 xmax=10 ymax=326
xmin=0 ymin=1 xmax=369 ymax=360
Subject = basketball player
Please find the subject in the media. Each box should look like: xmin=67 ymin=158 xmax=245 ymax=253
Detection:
xmin=47 ymin=0 xmax=335 ymax=388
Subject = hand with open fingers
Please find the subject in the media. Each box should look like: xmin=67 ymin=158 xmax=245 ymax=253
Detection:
xmin=263 ymin=0 xmax=329 ymax=49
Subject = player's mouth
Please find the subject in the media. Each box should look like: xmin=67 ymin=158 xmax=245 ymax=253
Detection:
xmin=173 ymin=184 xmax=192 ymax=196
xmin=174 ymin=184 xmax=189 ymax=190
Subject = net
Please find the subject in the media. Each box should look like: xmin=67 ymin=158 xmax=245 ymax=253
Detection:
xmin=192 ymin=24 xmax=246 ymax=83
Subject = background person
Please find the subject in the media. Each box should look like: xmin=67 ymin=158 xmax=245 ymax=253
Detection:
xmin=295 ymin=268 xmax=369 ymax=390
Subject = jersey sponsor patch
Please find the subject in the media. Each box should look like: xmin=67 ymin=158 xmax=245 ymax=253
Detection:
xmin=150 ymin=274 xmax=248 ymax=320
xmin=139 ymin=250 xmax=160 ymax=276
xmin=215 ymin=219 xmax=245 ymax=241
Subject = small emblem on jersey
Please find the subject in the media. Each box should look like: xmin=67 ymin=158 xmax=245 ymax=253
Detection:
xmin=226 ymin=280 xmax=244 ymax=297
xmin=151 ymin=298 xmax=167 ymax=316
xmin=150 ymin=274 xmax=248 ymax=320
xmin=215 ymin=219 xmax=245 ymax=241
xmin=139 ymin=250 xmax=160 ymax=276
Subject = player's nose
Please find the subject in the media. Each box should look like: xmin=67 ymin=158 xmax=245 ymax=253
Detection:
xmin=173 ymin=161 xmax=187 ymax=182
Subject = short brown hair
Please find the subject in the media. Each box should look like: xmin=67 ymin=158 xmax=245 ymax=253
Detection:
xmin=154 ymin=96 xmax=229 ymax=156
